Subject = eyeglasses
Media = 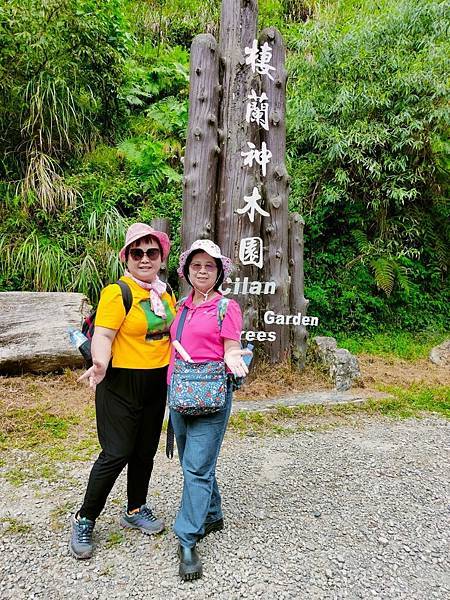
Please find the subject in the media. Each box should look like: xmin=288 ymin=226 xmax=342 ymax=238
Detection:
xmin=129 ymin=248 xmax=161 ymax=261
xmin=189 ymin=262 xmax=217 ymax=272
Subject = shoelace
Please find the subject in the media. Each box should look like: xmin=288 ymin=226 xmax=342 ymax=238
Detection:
xmin=140 ymin=506 xmax=157 ymax=522
xmin=76 ymin=518 xmax=94 ymax=543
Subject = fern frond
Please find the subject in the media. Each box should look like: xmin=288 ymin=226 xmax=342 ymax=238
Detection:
xmin=395 ymin=264 xmax=410 ymax=295
xmin=351 ymin=229 xmax=369 ymax=253
xmin=370 ymin=258 xmax=395 ymax=296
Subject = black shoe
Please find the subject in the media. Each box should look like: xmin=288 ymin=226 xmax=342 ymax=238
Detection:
xmin=178 ymin=544 xmax=203 ymax=581
xmin=200 ymin=518 xmax=224 ymax=539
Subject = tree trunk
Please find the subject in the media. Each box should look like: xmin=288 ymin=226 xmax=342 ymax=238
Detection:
xmin=0 ymin=292 xmax=90 ymax=374
xmin=260 ymin=27 xmax=290 ymax=362
xmin=181 ymin=34 xmax=220 ymax=248
xmin=216 ymin=0 xmax=261 ymax=330
xmin=288 ymin=213 xmax=309 ymax=368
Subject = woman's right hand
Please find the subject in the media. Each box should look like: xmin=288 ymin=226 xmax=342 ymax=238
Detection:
xmin=77 ymin=359 xmax=107 ymax=390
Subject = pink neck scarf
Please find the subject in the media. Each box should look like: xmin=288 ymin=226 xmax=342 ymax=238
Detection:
xmin=124 ymin=271 xmax=167 ymax=319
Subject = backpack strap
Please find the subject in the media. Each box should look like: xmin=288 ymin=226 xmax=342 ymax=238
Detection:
xmin=116 ymin=280 xmax=132 ymax=315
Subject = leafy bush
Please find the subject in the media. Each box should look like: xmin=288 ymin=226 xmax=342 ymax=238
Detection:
xmin=287 ymin=0 xmax=449 ymax=332
xmin=0 ymin=0 xmax=130 ymax=211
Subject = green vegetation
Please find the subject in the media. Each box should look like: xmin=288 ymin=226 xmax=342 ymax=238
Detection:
xmin=286 ymin=0 xmax=449 ymax=335
xmin=49 ymin=501 xmax=77 ymax=531
xmin=337 ymin=331 xmax=448 ymax=360
xmin=106 ymin=531 xmax=125 ymax=548
xmin=229 ymin=384 xmax=450 ymax=436
xmin=0 ymin=379 xmax=447 ymax=483
xmin=0 ymin=518 xmax=33 ymax=535
xmin=0 ymin=0 xmax=448 ymax=337
xmin=0 ymin=407 xmax=78 ymax=450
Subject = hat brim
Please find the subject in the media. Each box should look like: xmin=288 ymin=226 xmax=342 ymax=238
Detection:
xmin=177 ymin=248 xmax=233 ymax=279
xmin=119 ymin=230 xmax=171 ymax=262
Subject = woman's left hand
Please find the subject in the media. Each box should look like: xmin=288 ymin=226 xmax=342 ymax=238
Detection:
xmin=224 ymin=348 xmax=252 ymax=378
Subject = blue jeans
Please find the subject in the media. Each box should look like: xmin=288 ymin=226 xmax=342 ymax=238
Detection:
xmin=170 ymin=382 xmax=233 ymax=548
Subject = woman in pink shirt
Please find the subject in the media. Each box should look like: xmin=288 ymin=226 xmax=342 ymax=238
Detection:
xmin=168 ymin=240 xmax=250 ymax=581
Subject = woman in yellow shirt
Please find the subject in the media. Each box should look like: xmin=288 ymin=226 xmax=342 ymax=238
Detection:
xmin=70 ymin=223 xmax=176 ymax=560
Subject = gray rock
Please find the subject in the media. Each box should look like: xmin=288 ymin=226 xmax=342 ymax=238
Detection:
xmin=312 ymin=336 xmax=360 ymax=391
xmin=331 ymin=348 xmax=361 ymax=391
xmin=429 ymin=339 xmax=450 ymax=366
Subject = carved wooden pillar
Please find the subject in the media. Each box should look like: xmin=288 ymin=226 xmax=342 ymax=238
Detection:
xmin=216 ymin=0 xmax=261 ymax=331
xmin=260 ymin=27 xmax=290 ymax=362
xmin=289 ymin=212 xmax=309 ymax=367
xmin=181 ymin=34 xmax=220 ymax=248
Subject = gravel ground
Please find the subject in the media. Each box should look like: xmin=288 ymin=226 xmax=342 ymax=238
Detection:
xmin=0 ymin=415 xmax=449 ymax=600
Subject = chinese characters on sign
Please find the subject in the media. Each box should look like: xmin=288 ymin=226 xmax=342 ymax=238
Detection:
xmin=225 ymin=36 xmax=319 ymax=339
xmin=244 ymin=40 xmax=276 ymax=80
xmin=236 ymin=187 xmax=269 ymax=224
xmin=241 ymin=142 xmax=272 ymax=177
xmin=239 ymin=237 xmax=264 ymax=268
xmin=236 ymin=39 xmax=275 ymax=274
xmin=245 ymin=90 xmax=269 ymax=131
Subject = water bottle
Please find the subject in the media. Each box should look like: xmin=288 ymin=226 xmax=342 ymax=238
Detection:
xmin=242 ymin=343 xmax=254 ymax=368
xmin=68 ymin=327 xmax=92 ymax=366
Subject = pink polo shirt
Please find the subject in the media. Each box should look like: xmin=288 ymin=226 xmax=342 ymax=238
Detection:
xmin=167 ymin=292 xmax=243 ymax=383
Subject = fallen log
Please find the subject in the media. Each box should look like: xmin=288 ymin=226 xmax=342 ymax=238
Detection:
xmin=0 ymin=292 xmax=91 ymax=374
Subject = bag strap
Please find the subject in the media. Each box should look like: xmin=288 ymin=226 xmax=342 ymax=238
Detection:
xmin=174 ymin=305 xmax=189 ymax=342
xmin=166 ymin=297 xmax=230 ymax=461
xmin=116 ymin=280 xmax=132 ymax=315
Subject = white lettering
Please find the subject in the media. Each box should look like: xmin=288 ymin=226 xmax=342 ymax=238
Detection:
xmin=263 ymin=281 xmax=276 ymax=295
xmin=260 ymin=310 xmax=320 ymax=326
xmin=221 ymin=278 xmax=232 ymax=296
xmin=240 ymin=330 xmax=278 ymax=342
xmin=233 ymin=277 xmax=240 ymax=295
xmin=220 ymin=279 xmax=277 ymax=296
xmin=264 ymin=310 xmax=275 ymax=324
xmin=292 ymin=314 xmax=302 ymax=325
xmin=249 ymin=281 xmax=262 ymax=294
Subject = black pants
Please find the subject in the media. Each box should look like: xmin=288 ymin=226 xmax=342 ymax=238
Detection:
xmin=79 ymin=366 xmax=167 ymax=521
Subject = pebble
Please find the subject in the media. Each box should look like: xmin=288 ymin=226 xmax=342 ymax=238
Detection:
xmin=0 ymin=417 xmax=448 ymax=600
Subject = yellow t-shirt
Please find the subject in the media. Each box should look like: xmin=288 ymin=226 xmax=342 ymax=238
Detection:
xmin=95 ymin=276 xmax=176 ymax=369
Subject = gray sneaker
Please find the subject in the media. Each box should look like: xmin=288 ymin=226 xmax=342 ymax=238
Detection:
xmin=69 ymin=514 xmax=94 ymax=559
xmin=120 ymin=504 xmax=165 ymax=535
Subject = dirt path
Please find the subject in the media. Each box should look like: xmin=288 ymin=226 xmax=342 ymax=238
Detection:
xmin=0 ymin=416 xmax=448 ymax=599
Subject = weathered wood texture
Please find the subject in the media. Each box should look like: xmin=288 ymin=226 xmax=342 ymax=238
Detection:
xmin=288 ymin=213 xmax=309 ymax=367
xmin=181 ymin=34 xmax=220 ymax=248
xmin=151 ymin=217 xmax=170 ymax=282
xmin=260 ymin=27 xmax=290 ymax=362
xmin=216 ymin=0 xmax=261 ymax=329
xmin=0 ymin=292 xmax=91 ymax=374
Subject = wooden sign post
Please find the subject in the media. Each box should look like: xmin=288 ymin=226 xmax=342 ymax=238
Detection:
xmin=180 ymin=0 xmax=312 ymax=364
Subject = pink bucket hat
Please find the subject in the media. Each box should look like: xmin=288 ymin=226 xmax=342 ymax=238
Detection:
xmin=119 ymin=223 xmax=171 ymax=262
xmin=177 ymin=239 xmax=233 ymax=278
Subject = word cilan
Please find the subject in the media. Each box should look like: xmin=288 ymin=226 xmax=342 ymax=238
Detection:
xmin=220 ymin=277 xmax=276 ymax=296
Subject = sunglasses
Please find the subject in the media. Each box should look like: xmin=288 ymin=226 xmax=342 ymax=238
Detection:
xmin=189 ymin=262 xmax=217 ymax=272
xmin=129 ymin=248 xmax=161 ymax=261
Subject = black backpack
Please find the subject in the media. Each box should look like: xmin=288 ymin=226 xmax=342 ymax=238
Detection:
xmin=82 ymin=280 xmax=133 ymax=341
